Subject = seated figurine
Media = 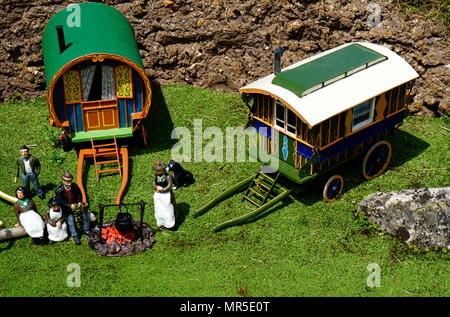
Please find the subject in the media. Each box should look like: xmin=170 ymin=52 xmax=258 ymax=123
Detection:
xmin=13 ymin=187 xmax=46 ymax=245
xmin=45 ymin=197 xmax=68 ymax=243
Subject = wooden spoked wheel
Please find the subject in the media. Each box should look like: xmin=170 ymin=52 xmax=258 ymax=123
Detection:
xmin=362 ymin=140 xmax=392 ymax=180
xmin=323 ymin=175 xmax=344 ymax=203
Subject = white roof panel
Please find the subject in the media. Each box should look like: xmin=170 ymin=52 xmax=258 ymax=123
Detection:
xmin=240 ymin=42 xmax=419 ymax=127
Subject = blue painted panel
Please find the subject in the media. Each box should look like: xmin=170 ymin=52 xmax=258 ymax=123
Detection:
xmin=296 ymin=142 xmax=314 ymax=159
xmin=118 ymin=99 xmax=127 ymax=128
xmin=318 ymin=111 xmax=404 ymax=162
xmin=74 ymin=103 xmax=83 ymax=132
xmin=127 ymin=99 xmax=134 ymax=126
xmin=254 ymin=120 xmax=272 ymax=138
xmin=53 ymin=79 xmax=65 ymax=121
xmin=133 ymin=70 xmax=142 ymax=113
xmin=66 ymin=104 xmax=75 ymax=132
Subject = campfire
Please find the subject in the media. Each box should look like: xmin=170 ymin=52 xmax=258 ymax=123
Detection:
xmin=88 ymin=221 xmax=155 ymax=257
xmin=101 ymin=225 xmax=136 ymax=244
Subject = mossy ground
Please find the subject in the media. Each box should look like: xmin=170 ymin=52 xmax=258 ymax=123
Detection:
xmin=0 ymin=84 xmax=448 ymax=297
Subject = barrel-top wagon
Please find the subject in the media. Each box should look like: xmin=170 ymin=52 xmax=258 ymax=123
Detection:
xmin=42 ymin=2 xmax=152 ymax=203
xmin=194 ymin=42 xmax=419 ymax=231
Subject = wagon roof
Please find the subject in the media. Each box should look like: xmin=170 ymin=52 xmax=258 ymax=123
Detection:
xmin=42 ymin=2 xmax=144 ymax=88
xmin=240 ymin=42 xmax=419 ymax=127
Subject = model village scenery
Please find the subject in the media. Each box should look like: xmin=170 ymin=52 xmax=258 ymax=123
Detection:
xmin=0 ymin=3 xmax=422 ymax=257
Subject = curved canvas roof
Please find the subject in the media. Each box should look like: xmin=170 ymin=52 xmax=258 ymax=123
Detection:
xmin=42 ymin=2 xmax=145 ymax=88
xmin=42 ymin=2 xmax=151 ymax=127
xmin=240 ymin=42 xmax=419 ymax=127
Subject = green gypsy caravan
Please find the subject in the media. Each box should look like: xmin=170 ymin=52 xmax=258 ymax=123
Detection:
xmin=42 ymin=3 xmax=152 ymax=203
xmin=42 ymin=2 xmax=151 ymax=144
xmin=194 ymin=42 xmax=419 ymax=232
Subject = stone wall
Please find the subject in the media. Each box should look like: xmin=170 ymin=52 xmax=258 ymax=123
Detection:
xmin=0 ymin=0 xmax=448 ymax=116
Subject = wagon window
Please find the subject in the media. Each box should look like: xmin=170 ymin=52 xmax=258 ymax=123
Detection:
xmin=80 ymin=63 xmax=116 ymax=102
xmin=286 ymin=109 xmax=296 ymax=135
xmin=352 ymin=98 xmax=375 ymax=131
xmin=275 ymin=101 xmax=285 ymax=129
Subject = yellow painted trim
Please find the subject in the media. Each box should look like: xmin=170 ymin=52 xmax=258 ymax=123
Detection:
xmin=240 ymin=88 xmax=313 ymax=128
xmin=318 ymin=108 xmax=405 ymax=151
xmin=47 ymin=53 xmax=152 ymax=129
xmin=85 ymin=110 xmax=101 ymax=129
xmin=62 ymin=70 xmax=82 ymax=104
xmin=375 ymin=93 xmax=387 ymax=122
xmin=101 ymin=109 xmax=116 ymax=127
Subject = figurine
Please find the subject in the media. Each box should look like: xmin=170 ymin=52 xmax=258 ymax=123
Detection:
xmin=44 ymin=197 xmax=68 ymax=243
xmin=14 ymin=146 xmax=45 ymax=200
xmin=152 ymin=160 xmax=176 ymax=230
xmin=13 ymin=187 xmax=46 ymax=245
xmin=166 ymin=160 xmax=194 ymax=189
xmin=55 ymin=171 xmax=88 ymax=245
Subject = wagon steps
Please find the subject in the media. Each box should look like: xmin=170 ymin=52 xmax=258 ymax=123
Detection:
xmin=193 ymin=171 xmax=292 ymax=232
xmin=90 ymin=136 xmax=122 ymax=181
xmin=77 ymin=137 xmax=129 ymax=205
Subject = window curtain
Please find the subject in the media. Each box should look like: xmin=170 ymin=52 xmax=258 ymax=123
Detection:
xmin=101 ymin=65 xmax=116 ymax=100
xmin=80 ymin=64 xmax=96 ymax=101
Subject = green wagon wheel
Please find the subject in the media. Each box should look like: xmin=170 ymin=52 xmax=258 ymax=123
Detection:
xmin=362 ymin=141 xmax=392 ymax=180
xmin=323 ymin=175 xmax=344 ymax=203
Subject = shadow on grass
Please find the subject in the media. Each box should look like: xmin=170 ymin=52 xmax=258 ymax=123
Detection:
xmin=294 ymin=130 xmax=430 ymax=206
xmin=40 ymin=183 xmax=58 ymax=197
xmin=387 ymin=128 xmax=430 ymax=168
xmin=128 ymin=81 xmax=177 ymax=156
xmin=0 ymin=239 xmax=15 ymax=253
xmin=174 ymin=201 xmax=190 ymax=230
xmin=192 ymin=130 xmax=430 ymax=231
xmin=230 ymin=197 xmax=295 ymax=229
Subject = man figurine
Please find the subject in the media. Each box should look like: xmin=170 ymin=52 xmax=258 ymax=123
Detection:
xmin=55 ymin=171 xmax=89 ymax=245
xmin=14 ymin=146 xmax=45 ymax=200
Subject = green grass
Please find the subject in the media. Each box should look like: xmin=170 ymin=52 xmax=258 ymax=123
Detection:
xmin=395 ymin=0 xmax=450 ymax=28
xmin=0 ymin=84 xmax=449 ymax=297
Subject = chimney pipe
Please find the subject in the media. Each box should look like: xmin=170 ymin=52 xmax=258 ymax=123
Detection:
xmin=272 ymin=47 xmax=286 ymax=75
xmin=56 ymin=25 xmax=69 ymax=54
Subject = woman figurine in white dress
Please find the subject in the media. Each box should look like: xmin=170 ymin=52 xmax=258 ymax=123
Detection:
xmin=152 ymin=160 xmax=176 ymax=230
xmin=13 ymin=187 xmax=46 ymax=245
xmin=44 ymin=197 xmax=68 ymax=243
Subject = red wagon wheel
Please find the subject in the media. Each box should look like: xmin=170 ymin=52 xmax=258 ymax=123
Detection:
xmin=323 ymin=175 xmax=344 ymax=203
xmin=362 ymin=140 xmax=392 ymax=180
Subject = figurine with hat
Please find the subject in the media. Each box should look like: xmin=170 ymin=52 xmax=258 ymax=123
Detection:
xmin=55 ymin=171 xmax=87 ymax=245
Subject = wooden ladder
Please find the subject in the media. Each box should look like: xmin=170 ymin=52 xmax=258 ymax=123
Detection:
xmin=90 ymin=136 xmax=122 ymax=181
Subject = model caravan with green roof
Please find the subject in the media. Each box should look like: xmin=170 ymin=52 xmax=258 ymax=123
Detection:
xmin=42 ymin=3 xmax=153 ymax=204
xmin=42 ymin=2 xmax=152 ymax=145
xmin=240 ymin=42 xmax=419 ymax=202
xmin=193 ymin=42 xmax=419 ymax=232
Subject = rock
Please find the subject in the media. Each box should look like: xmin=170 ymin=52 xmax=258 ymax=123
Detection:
xmin=358 ymin=187 xmax=450 ymax=250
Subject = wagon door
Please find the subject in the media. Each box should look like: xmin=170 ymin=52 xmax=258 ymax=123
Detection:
xmin=80 ymin=63 xmax=119 ymax=131
xmin=83 ymin=100 xmax=119 ymax=131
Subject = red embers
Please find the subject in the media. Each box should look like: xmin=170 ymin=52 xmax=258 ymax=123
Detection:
xmin=102 ymin=226 xmax=136 ymax=244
